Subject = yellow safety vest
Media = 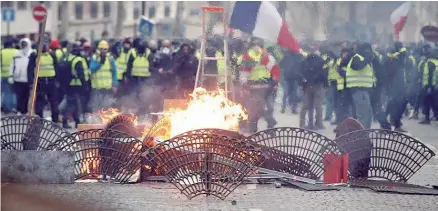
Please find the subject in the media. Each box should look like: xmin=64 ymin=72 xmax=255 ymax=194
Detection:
xmin=216 ymin=51 xmax=228 ymax=84
xmin=409 ymin=55 xmax=416 ymax=67
xmin=373 ymin=50 xmax=383 ymax=64
xmin=39 ymin=53 xmax=56 ymax=78
xmin=116 ymin=51 xmax=130 ymax=80
xmin=131 ymin=51 xmax=150 ymax=77
xmin=345 ymin=54 xmax=374 ymax=88
xmin=70 ymin=57 xmax=90 ymax=86
xmin=91 ymin=54 xmax=113 ymax=89
xmin=299 ymin=49 xmax=308 ymax=58
xmin=1 ymin=48 xmax=17 ymax=78
xmin=247 ymin=49 xmax=270 ymax=81
xmin=55 ymin=49 xmax=65 ymax=60
xmin=327 ymin=60 xmax=336 ymax=82
xmin=387 ymin=47 xmax=407 ymax=59
xmin=334 ymin=58 xmax=346 ymax=91
xmin=196 ymin=50 xmax=201 ymax=60
xmin=422 ymin=59 xmax=438 ymax=87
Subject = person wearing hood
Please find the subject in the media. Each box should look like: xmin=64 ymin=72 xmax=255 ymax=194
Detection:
xmin=8 ymin=38 xmax=35 ymax=115
xmin=27 ymin=44 xmax=60 ymax=122
xmin=338 ymin=42 xmax=374 ymax=129
xmin=1 ymin=39 xmax=18 ymax=114
xmin=418 ymin=47 xmax=438 ymax=124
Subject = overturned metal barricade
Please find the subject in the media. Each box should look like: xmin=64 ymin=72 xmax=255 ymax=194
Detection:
xmin=145 ymin=133 xmax=266 ymax=200
xmin=55 ymin=129 xmax=146 ymax=183
xmin=335 ymin=129 xmax=436 ymax=182
xmin=1 ymin=115 xmax=71 ymax=150
xmin=335 ymin=118 xmax=364 ymax=138
xmin=246 ymin=127 xmax=343 ymax=180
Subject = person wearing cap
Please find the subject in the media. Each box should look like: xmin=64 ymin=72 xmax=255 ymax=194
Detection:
xmin=88 ymin=40 xmax=118 ymax=112
xmin=49 ymin=39 xmax=65 ymax=61
xmin=1 ymin=39 xmax=18 ymax=114
xmin=27 ymin=43 xmax=60 ymax=122
xmin=9 ymin=38 xmax=35 ymax=115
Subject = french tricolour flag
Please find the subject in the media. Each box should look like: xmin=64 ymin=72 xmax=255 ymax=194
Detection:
xmin=229 ymin=1 xmax=300 ymax=53
xmin=390 ymin=2 xmax=411 ymax=40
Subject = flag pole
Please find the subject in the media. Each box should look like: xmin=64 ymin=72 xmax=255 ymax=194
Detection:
xmin=29 ymin=14 xmax=47 ymax=117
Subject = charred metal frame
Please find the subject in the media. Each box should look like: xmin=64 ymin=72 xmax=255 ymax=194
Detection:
xmin=144 ymin=133 xmax=266 ymax=200
xmin=1 ymin=115 xmax=71 ymax=150
xmin=55 ymin=129 xmax=147 ymax=183
xmin=246 ymin=127 xmax=343 ymax=180
xmin=335 ymin=129 xmax=436 ymax=182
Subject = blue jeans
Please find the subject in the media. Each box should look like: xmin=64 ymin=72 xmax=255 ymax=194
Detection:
xmin=1 ymin=78 xmax=16 ymax=113
xmin=282 ymin=80 xmax=299 ymax=111
xmin=325 ymin=84 xmax=337 ymax=120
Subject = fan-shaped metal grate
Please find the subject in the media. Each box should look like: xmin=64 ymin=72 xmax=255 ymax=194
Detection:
xmin=145 ymin=133 xmax=266 ymax=200
xmin=56 ymin=129 xmax=147 ymax=183
xmin=335 ymin=129 xmax=436 ymax=182
xmin=143 ymin=116 xmax=172 ymax=141
xmin=1 ymin=115 xmax=71 ymax=150
xmin=335 ymin=118 xmax=364 ymax=138
xmin=246 ymin=127 xmax=342 ymax=180
xmin=105 ymin=114 xmax=138 ymax=137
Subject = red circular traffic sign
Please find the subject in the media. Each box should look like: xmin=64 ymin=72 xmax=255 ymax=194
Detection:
xmin=32 ymin=5 xmax=47 ymax=22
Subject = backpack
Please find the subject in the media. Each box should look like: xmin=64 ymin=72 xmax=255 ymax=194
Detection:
xmin=57 ymin=54 xmax=76 ymax=90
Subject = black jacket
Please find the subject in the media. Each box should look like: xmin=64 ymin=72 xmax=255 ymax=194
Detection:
xmin=173 ymin=53 xmax=198 ymax=80
xmin=300 ymin=54 xmax=327 ymax=86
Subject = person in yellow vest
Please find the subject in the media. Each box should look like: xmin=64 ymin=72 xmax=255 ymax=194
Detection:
xmin=240 ymin=43 xmax=280 ymax=133
xmin=58 ymin=43 xmax=88 ymax=129
xmin=126 ymin=41 xmax=158 ymax=117
xmin=1 ymin=39 xmax=18 ymax=114
xmin=27 ymin=44 xmax=60 ymax=122
xmin=369 ymin=47 xmax=392 ymax=130
xmin=49 ymin=39 xmax=66 ymax=61
xmin=338 ymin=43 xmax=375 ymax=129
xmin=88 ymin=40 xmax=118 ymax=112
xmin=116 ymin=39 xmax=132 ymax=83
xmin=332 ymin=48 xmax=350 ymax=126
xmin=419 ymin=48 xmax=438 ymax=124
xmin=216 ymin=49 xmax=229 ymax=88
xmin=323 ymin=51 xmax=337 ymax=122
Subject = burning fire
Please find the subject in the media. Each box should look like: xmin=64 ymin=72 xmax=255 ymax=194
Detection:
xmin=99 ymin=108 xmax=138 ymax=126
xmin=168 ymin=88 xmax=247 ymax=137
xmin=99 ymin=108 xmax=122 ymax=124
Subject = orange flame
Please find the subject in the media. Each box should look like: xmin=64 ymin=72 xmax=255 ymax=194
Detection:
xmin=99 ymin=108 xmax=139 ymax=126
xmin=99 ymin=108 xmax=122 ymax=124
xmin=168 ymin=88 xmax=247 ymax=137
